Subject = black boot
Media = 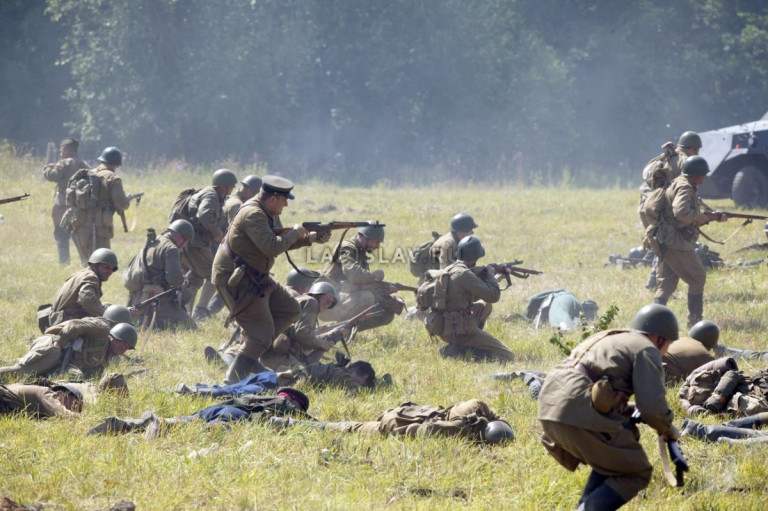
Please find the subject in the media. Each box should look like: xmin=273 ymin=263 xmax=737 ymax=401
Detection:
xmin=578 ymin=470 xmax=608 ymax=507
xmin=687 ymin=294 xmax=704 ymax=328
xmin=583 ymin=484 xmax=627 ymax=511
xmin=652 ymin=296 xmax=667 ymax=305
xmin=224 ymin=353 xmax=265 ymax=385
xmin=724 ymin=412 xmax=768 ymax=430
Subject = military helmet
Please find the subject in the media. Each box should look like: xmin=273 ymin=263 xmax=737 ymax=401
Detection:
xmin=628 ymin=246 xmax=645 ymax=260
xmin=308 ymin=281 xmax=339 ymax=308
xmin=630 ymin=304 xmax=679 ymax=341
xmin=52 ymin=384 xmax=84 ymax=404
xmin=286 ymin=267 xmax=320 ymax=288
xmin=678 ymin=131 xmax=702 ymax=149
xmin=103 ymin=305 xmax=133 ymax=325
xmin=88 ymin=248 xmax=119 ymax=270
xmin=212 ymin=168 xmax=238 ymax=187
xmin=688 ymin=320 xmax=720 ymax=351
xmin=483 ymin=420 xmax=515 ymax=444
xmin=109 ymin=323 xmax=138 ymax=349
xmin=682 ymin=155 xmax=709 ymax=177
xmin=358 ymin=222 xmax=385 ymax=242
xmin=241 ymin=174 xmax=263 ymax=190
xmin=98 ymin=372 xmax=129 ymax=395
xmin=456 ymin=235 xmax=486 ymax=262
xmin=277 ymin=387 xmax=310 ymax=412
xmin=450 ymin=213 xmax=478 ymax=233
xmin=98 ymin=146 xmax=123 ymax=165
xmin=169 ymin=219 xmax=195 ymax=243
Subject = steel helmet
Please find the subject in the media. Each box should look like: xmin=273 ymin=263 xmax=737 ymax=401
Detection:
xmin=678 ymin=131 xmax=702 ymax=149
xmin=286 ymin=267 xmax=320 ymax=288
xmin=109 ymin=323 xmax=138 ymax=349
xmin=450 ymin=213 xmax=478 ymax=232
xmin=628 ymin=246 xmax=645 ymax=260
xmin=241 ymin=175 xmax=263 ymax=190
xmin=89 ymin=248 xmax=119 ymax=270
xmin=688 ymin=320 xmax=720 ymax=351
xmin=483 ymin=420 xmax=515 ymax=444
xmin=358 ymin=222 xmax=385 ymax=242
xmin=682 ymin=155 xmax=709 ymax=177
xmin=212 ymin=168 xmax=238 ymax=187
xmin=308 ymin=281 xmax=339 ymax=308
xmin=103 ymin=305 xmax=133 ymax=325
xmin=169 ymin=219 xmax=195 ymax=243
xmin=52 ymin=384 xmax=84 ymax=404
xmin=98 ymin=147 xmax=123 ymax=166
xmin=630 ymin=304 xmax=679 ymax=341
xmin=456 ymin=235 xmax=485 ymax=262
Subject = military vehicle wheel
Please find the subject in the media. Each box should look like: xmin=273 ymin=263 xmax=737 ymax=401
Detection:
xmin=732 ymin=166 xmax=768 ymax=208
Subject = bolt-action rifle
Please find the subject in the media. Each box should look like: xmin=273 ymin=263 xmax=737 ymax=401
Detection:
xmin=0 ymin=193 xmax=30 ymax=205
xmin=704 ymin=210 xmax=768 ymax=222
xmin=606 ymin=255 xmax=653 ymax=268
xmin=271 ymin=220 xmax=385 ymax=235
xmin=316 ymin=304 xmax=384 ymax=357
xmin=349 ymin=280 xmax=418 ymax=294
xmin=487 ymin=261 xmax=543 ymax=288
xmin=631 ymin=409 xmax=689 ymax=487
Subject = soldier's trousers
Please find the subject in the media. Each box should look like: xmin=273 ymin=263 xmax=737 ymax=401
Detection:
xmin=540 ymin=419 xmax=652 ymax=503
xmin=436 ymin=303 xmax=514 ymax=363
xmin=655 ymin=246 xmax=706 ymax=321
xmin=52 ymin=205 xmax=71 ymax=264
xmin=72 ymin=225 xmax=111 ymax=266
xmin=722 ymin=347 xmax=768 ymax=361
xmin=181 ymin=245 xmax=214 ymax=310
xmin=1 ymin=336 xmax=61 ymax=377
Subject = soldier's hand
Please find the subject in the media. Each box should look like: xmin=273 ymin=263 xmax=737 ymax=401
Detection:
xmin=372 ymin=269 xmax=385 ymax=281
xmin=309 ymin=230 xmax=331 ymax=244
xmin=129 ymin=306 xmax=141 ymax=317
xmin=294 ymin=224 xmax=310 ymax=239
xmin=665 ymin=424 xmax=680 ymax=441
xmin=388 ymin=283 xmax=398 ymax=293
xmin=706 ymin=212 xmax=727 ymax=223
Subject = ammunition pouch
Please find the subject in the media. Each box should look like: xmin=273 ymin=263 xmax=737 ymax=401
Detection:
xmin=442 ymin=311 xmax=469 ymax=338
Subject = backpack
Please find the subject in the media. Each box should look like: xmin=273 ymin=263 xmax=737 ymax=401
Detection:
xmin=168 ymin=188 xmax=198 ymax=223
xmin=409 ymin=231 xmax=440 ymax=277
xmin=641 ymin=185 xmax=669 ymax=255
xmin=65 ymin=168 xmax=100 ymax=210
xmin=416 ymin=269 xmax=449 ymax=311
xmin=122 ymin=229 xmax=157 ymax=292
xmin=641 ymin=142 xmax=676 ymax=189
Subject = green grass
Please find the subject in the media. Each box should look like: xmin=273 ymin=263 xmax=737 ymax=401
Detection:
xmin=2 ymin=147 xmax=768 ymax=509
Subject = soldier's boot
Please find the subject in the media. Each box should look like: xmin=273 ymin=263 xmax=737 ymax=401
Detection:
xmin=680 ymin=419 xmax=765 ymax=442
xmin=203 ymin=346 xmax=227 ymax=367
xmin=703 ymin=370 xmax=740 ymax=412
xmin=578 ymin=470 xmax=608 ymax=508
xmin=56 ymin=240 xmax=70 ymax=265
xmin=206 ymin=293 xmax=225 ymax=316
xmin=687 ymin=294 xmax=704 ymax=328
xmin=652 ymin=296 xmax=667 ymax=306
xmin=87 ymin=411 xmax=158 ymax=435
xmin=0 ymin=364 xmax=22 ymax=377
xmin=192 ymin=281 xmax=217 ymax=321
xmin=581 ymin=484 xmax=626 ymax=511
xmin=355 ymin=310 xmax=395 ymax=332
xmin=718 ymin=435 xmax=768 ymax=446
xmin=175 ymin=383 xmax=194 ymax=394
xmin=723 ymin=412 xmax=768 ymax=430
xmin=224 ymin=353 xmax=266 ymax=385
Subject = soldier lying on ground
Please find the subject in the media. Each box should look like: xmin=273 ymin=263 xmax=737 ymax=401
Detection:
xmin=0 ymin=306 xmax=135 ymax=380
xmin=505 ymin=289 xmax=597 ymax=332
xmin=680 ymin=412 xmax=768 ymax=444
xmin=270 ymin=398 xmax=514 ymax=444
xmin=87 ymin=387 xmax=311 ymax=439
xmin=679 ymin=358 xmax=768 ymax=417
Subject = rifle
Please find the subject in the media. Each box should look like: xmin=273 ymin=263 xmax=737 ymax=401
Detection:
xmin=135 ymin=270 xmax=192 ymax=310
xmin=316 ymin=304 xmax=383 ymax=356
xmin=118 ymin=193 xmax=144 ymax=233
xmin=487 ymin=262 xmax=543 ymax=288
xmin=0 ymin=193 xmax=30 ymax=206
xmin=347 ymin=280 xmax=418 ymax=294
xmin=126 ymin=192 xmax=144 ymax=202
xmin=631 ymin=409 xmax=689 ymax=487
xmin=705 ymin=210 xmax=768 ymax=221
xmin=606 ymin=255 xmax=653 ymax=268
xmin=272 ymin=220 xmax=385 ymax=235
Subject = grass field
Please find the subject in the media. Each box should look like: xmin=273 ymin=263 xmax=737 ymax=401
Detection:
xmin=1 ymin=148 xmax=768 ymax=510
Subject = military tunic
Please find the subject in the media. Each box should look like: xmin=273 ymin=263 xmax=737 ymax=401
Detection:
xmin=71 ymin=163 xmax=131 ymax=265
xmin=43 ymin=156 xmax=88 ymax=264
xmin=0 ymin=384 xmax=78 ymax=418
xmin=662 ymin=336 xmax=714 ymax=383
xmin=538 ymin=330 xmax=675 ymax=502
xmin=211 ymin=196 xmax=310 ymax=360
xmin=222 ymin=190 xmax=247 ymax=225
xmin=429 ymin=231 xmax=461 ymax=269
xmin=180 ymin=186 xmax=227 ymax=299
xmin=49 ymin=267 xmax=105 ymax=326
xmin=424 ymin=262 xmax=514 ymax=362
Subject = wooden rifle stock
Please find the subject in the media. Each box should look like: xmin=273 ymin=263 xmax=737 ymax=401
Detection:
xmin=272 ymin=220 xmax=385 ymax=235
xmin=0 ymin=193 xmax=30 ymax=205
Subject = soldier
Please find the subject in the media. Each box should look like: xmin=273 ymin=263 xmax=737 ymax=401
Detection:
xmin=653 ymin=156 xmax=728 ymax=326
xmin=430 ymin=213 xmax=477 ymax=269
xmin=538 ymin=304 xmax=680 ymax=511
xmin=69 ymin=147 xmax=132 ymax=266
xmin=271 ymin=399 xmax=515 ymax=445
xmin=681 ymin=414 xmax=768 ymax=444
xmin=48 ymin=248 xmax=119 ymax=327
xmin=285 ymin=267 xmax=320 ymax=296
xmin=126 ymin=219 xmax=195 ymax=330
xmin=211 ymin=175 xmax=330 ymax=384
xmin=318 ymin=223 xmax=403 ymax=332
xmin=42 ymin=137 xmax=89 ymax=265
xmin=178 ymin=168 xmax=238 ymax=321
xmin=662 ymin=319 xmax=717 ymax=383
xmin=223 ymin=174 xmax=262 ymax=225
xmin=422 ymin=235 xmax=515 ymax=363
xmin=259 ymin=281 xmax=345 ymax=370
xmin=0 ymin=382 xmax=84 ymax=418
xmin=0 ymin=306 xmax=135 ymax=379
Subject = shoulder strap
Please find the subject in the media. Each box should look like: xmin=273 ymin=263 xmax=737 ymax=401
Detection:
xmin=568 ymin=329 xmax=628 ymax=367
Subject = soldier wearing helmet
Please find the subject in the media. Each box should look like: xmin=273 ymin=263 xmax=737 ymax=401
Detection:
xmin=662 ymin=319 xmax=718 ymax=383
xmin=423 ymin=236 xmax=515 ymax=363
xmin=538 ymin=304 xmax=679 ymax=510
xmin=211 ymin=175 xmax=331 ymax=384
xmin=260 ymin=281 xmax=345 ymax=370
xmin=42 ymin=137 xmax=89 ymax=265
xmin=177 ymin=168 xmax=238 ymax=322
xmin=430 ymin=213 xmax=478 ymax=270
xmin=0 ymin=382 xmax=85 ymax=418
xmin=125 ymin=220 xmax=196 ymax=330
xmin=70 ymin=146 xmax=134 ymax=266
xmin=654 ymin=155 xmax=728 ymax=326
xmin=223 ymin=174 xmax=263 ymax=225
xmin=285 ymin=267 xmax=320 ymax=296
xmin=47 ymin=248 xmax=119 ymax=327
xmin=317 ymin=222 xmax=402 ymax=332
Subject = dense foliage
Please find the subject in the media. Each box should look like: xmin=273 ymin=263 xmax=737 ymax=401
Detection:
xmin=2 ymin=0 xmax=768 ymax=184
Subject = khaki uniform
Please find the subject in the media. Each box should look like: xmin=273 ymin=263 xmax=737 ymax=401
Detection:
xmin=181 ymin=186 xmax=227 ymax=299
xmin=655 ymin=174 xmax=709 ymax=324
xmin=49 ymin=266 xmax=105 ymax=326
xmin=42 ymin=156 xmax=88 ymax=264
xmin=328 ymin=400 xmax=498 ymax=440
xmin=429 ymin=232 xmax=461 ymax=269
xmin=222 ymin=190 xmax=247 ymax=225
xmin=637 ymin=145 xmax=686 ymax=227
xmin=538 ymin=330 xmax=675 ymax=502
xmin=211 ymin=196 xmax=310 ymax=360
xmin=71 ymin=163 xmax=131 ymax=265
xmin=277 ymin=362 xmax=364 ymax=393
xmin=0 ymin=384 xmax=78 ymax=418
xmin=318 ymin=238 xmax=397 ymax=330
xmin=1 ymin=317 xmax=112 ymax=379
xmin=128 ymin=233 xmax=192 ymax=329
xmin=424 ymin=262 xmax=514 ymax=362
xmin=260 ymin=295 xmax=329 ymax=369
xmin=662 ymin=336 xmax=714 ymax=383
